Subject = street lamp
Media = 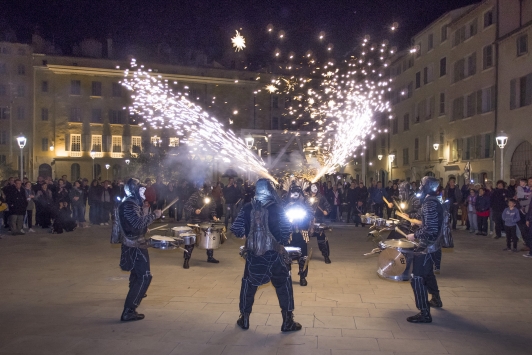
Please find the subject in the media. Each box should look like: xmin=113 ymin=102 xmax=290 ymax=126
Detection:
xmin=496 ymin=131 xmax=509 ymax=180
xmin=244 ymin=135 xmax=254 ymax=149
xmin=377 ymin=154 xmax=383 ymax=161
xmin=389 ymin=153 xmax=395 ymax=181
xmin=433 ymin=143 xmax=439 ymax=151
xmin=16 ymin=134 xmax=26 ymax=180
xmin=125 ymin=159 xmax=130 ymax=165
xmin=90 ymin=151 xmax=96 ymax=180
xmin=125 ymin=159 xmax=130 ymax=179
xmin=105 ymin=164 xmax=110 ymax=180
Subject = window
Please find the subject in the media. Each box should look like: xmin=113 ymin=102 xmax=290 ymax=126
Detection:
xmin=17 ymin=107 xmax=24 ymax=120
xmin=453 ymin=26 xmax=466 ymax=47
xmin=91 ymin=108 xmax=102 ymax=123
xmin=0 ymin=155 xmax=5 ymax=164
xmin=467 ymin=52 xmax=477 ymax=77
xmin=415 ymin=100 xmax=425 ymax=123
xmin=414 ymin=138 xmax=419 ymax=161
xmin=151 ymin=136 xmax=161 ymax=146
xmin=428 ymin=34 xmax=434 ymax=50
xmin=0 ymin=131 xmax=7 ymax=145
xmin=520 ymin=76 xmax=529 ymax=107
xmin=17 ymin=85 xmax=25 ymax=97
xmin=427 ymin=96 xmax=435 ymax=120
xmin=71 ymin=134 xmax=81 ymax=152
xmin=440 ymin=57 xmax=447 ymax=77
xmin=91 ymin=135 xmax=102 ymax=153
xmin=41 ymin=138 xmax=49 ymax=152
xmin=453 ymin=58 xmax=465 ymax=83
xmin=511 ymin=75 xmax=532 ymax=109
xmin=403 ymin=148 xmax=409 ymax=165
xmin=112 ymin=82 xmax=122 ymax=97
xmin=0 ymin=107 xmax=9 ymax=120
xmin=392 ymin=118 xmax=398 ymax=134
xmin=92 ymin=81 xmax=102 ymax=96
xmin=109 ymin=109 xmax=124 ymax=124
xmin=466 ymin=92 xmax=477 ymax=117
xmin=71 ymin=163 xmax=81 ymax=181
xmin=416 ymin=42 xmax=421 ymax=57
xmin=132 ymin=136 xmax=142 ymax=154
xmin=483 ymin=45 xmax=493 ymax=69
xmin=468 ymin=19 xmax=478 ymax=38
xmin=484 ymin=10 xmax=493 ymax=28
xmin=0 ymin=85 xmax=5 ymax=96
xmin=17 ymin=64 xmax=25 ymax=75
xmin=423 ymin=64 xmax=433 ymax=84
xmin=452 ymin=97 xmax=464 ymax=121
xmin=484 ymin=133 xmax=492 ymax=158
xmin=403 ymin=113 xmax=410 ymax=131
xmin=271 ymin=117 xmax=279 ymax=130
xmin=41 ymin=81 xmax=48 ymax=92
xmin=517 ymin=34 xmax=528 ymax=56
xmin=272 ymin=96 xmax=278 ymax=108
xmin=441 ymin=24 xmax=448 ymax=42
xmin=112 ymin=136 xmax=122 ymax=153
xmin=70 ymin=107 xmax=81 ymax=122
xmin=439 ymin=93 xmax=445 ymax=115
xmin=129 ymin=113 xmax=140 ymax=125
xmin=41 ymin=108 xmax=49 ymax=121
xmin=169 ymin=137 xmax=179 ymax=147
xmin=415 ymin=71 xmax=421 ymax=89
xmin=464 ymin=137 xmax=474 ymax=160
xmin=480 ymin=86 xmax=496 ymax=113
xmin=451 ymin=139 xmax=462 ymax=161
xmin=70 ymin=80 xmax=81 ymax=95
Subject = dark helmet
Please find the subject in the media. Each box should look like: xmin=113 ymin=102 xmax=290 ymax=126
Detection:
xmin=420 ymin=176 xmax=439 ymax=196
xmin=288 ymin=184 xmax=304 ymax=201
xmin=124 ymin=178 xmax=145 ymax=205
xmin=398 ymin=181 xmax=413 ymax=201
xmin=254 ymin=178 xmax=280 ymax=207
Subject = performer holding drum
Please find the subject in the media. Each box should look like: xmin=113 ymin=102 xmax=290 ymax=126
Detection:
xmin=116 ymin=178 xmax=162 ymax=321
xmin=308 ymin=183 xmax=332 ymax=264
xmin=285 ymin=184 xmax=314 ymax=286
xmin=230 ymin=178 xmax=302 ymax=332
xmin=405 ymin=176 xmax=444 ymax=323
xmin=183 ymin=181 xmax=220 ymax=269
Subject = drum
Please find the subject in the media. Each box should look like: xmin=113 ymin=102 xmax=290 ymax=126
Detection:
xmin=284 ymin=246 xmax=302 ymax=262
xmin=177 ymin=232 xmax=196 ymax=246
xmin=196 ymin=224 xmax=221 ymax=250
xmin=374 ymin=218 xmax=387 ymax=228
xmin=361 ymin=214 xmax=376 ymax=224
xmin=171 ymin=226 xmax=193 ymax=238
xmin=150 ymin=235 xmax=178 ymax=250
xmin=376 ymin=239 xmax=416 ymax=281
xmin=211 ymin=223 xmax=227 ymax=244
xmin=385 ymin=219 xmax=399 ymax=227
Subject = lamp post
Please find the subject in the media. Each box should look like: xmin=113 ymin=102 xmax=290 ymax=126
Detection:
xmin=388 ymin=153 xmax=395 ymax=181
xmin=433 ymin=143 xmax=439 ymax=151
xmin=125 ymin=159 xmax=130 ymax=179
xmin=105 ymin=164 xmax=110 ymax=180
xmin=16 ymin=134 xmax=26 ymax=180
xmin=90 ymin=151 xmax=96 ymax=180
xmin=244 ymin=135 xmax=254 ymax=149
xmin=496 ymin=131 xmax=508 ymax=180
xmin=377 ymin=154 xmax=383 ymax=161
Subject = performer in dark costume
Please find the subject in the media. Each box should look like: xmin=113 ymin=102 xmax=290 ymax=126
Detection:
xmin=117 ymin=178 xmax=162 ymax=321
xmin=183 ymin=182 xmax=220 ymax=269
xmin=231 ymin=178 xmax=302 ymax=332
xmin=284 ymin=184 xmax=313 ymax=286
xmin=307 ymin=183 xmax=332 ymax=263
xmin=405 ymin=176 xmax=444 ymax=323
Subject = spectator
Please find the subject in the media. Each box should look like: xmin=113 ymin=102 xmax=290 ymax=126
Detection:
xmin=166 ymin=181 xmax=179 ymax=220
xmin=387 ymin=182 xmax=399 ymax=219
xmin=223 ymin=177 xmax=241 ymax=228
xmin=100 ymin=180 xmax=113 ymax=225
xmin=354 ymin=181 xmax=368 ymax=206
xmin=346 ymin=181 xmax=357 ymax=223
xmin=54 ymin=179 xmax=70 ymax=205
xmin=153 ymin=176 xmax=167 ymax=210
xmin=460 ymin=182 xmax=470 ymax=227
xmin=475 ymin=187 xmax=490 ymax=236
xmin=353 ymin=200 xmax=366 ymax=227
xmin=23 ymin=181 xmax=36 ymax=233
xmin=36 ymin=183 xmax=54 ymax=229
xmin=466 ymin=189 xmax=477 ymax=234
xmin=176 ymin=180 xmax=188 ymax=222
xmin=507 ymin=179 xmax=517 ymax=198
xmin=502 ymin=199 xmax=520 ymax=252
xmin=6 ymin=179 xmax=28 ymax=235
xmin=61 ymin=175 xmax=73 ymax=191
xmin=326 ymin=184 xmax=343 ymax=221
xmin=369 ymin=181 xmax=388 ymax=218
xmin=212 ymin=182 xmax=224 ymax=219
xmin=490 ymin=180 xmax=509 ymax=239
xmin=443 ymin=177 xmax=462 ymax=230
xmin=70 ymin=180 xmax=87 ymax=228
xmin=2 ymin=177 xmax=15 ymax=229
xmin=144 ymin=179 xmax=157 ymax=210
xmin=88 ymin=179 xmax=103 ymax=225
xmin=81 ymin=179 xmax=90 ymax=208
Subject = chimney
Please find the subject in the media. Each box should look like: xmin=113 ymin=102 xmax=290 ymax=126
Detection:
xmin=107 ymin=37 xmax=113 ymax=59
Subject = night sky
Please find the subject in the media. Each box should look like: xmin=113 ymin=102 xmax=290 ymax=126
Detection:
xmin=3 ymin=0 xmax=480 ymax=62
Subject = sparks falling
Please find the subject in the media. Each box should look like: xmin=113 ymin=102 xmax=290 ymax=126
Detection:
xmin=231 ymin=30 xmax=246 ymax=52
xmin=121 ymin=59 xmax=273 ymax=180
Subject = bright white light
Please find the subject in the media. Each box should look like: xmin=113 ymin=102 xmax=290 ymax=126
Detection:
xmin=286 ymin=207 xmax=307 ymax=222
xmin=231 ymin=30 xmax=246 ymax=52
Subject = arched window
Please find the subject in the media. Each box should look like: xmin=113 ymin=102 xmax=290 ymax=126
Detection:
xmin=112 ymin=164 xmax=121 ymax=179
xmin=71 ymin=163 xmax=81 ymax=181
xmin=94 ymin=163 xmax=102 ymax=180
xmin=38 ymin=163 xmax=52 ymax=179
xmin=511 ymin=141 xmax=532 ymax=179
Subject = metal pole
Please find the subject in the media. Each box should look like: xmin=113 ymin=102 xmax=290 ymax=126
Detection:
xmin=500 ymin=147 xmax=504 ymax=181
xmin=20 ymin=147 xmax=23 ymax=180
xmin=92 ymin=159 xmax=95 ymax=180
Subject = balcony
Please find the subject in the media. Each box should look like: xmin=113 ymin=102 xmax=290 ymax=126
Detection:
xmin=69 ymin=151 xmax=82 ymax=157
xmin=111 ymin=152 xmax=124 ymax=158
xmin=92 ymin=152 xmax=103 ymax=158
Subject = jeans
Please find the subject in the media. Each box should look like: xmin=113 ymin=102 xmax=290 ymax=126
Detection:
xmin=224 ymin=203 xmax=238 ymax=228
xmin=449 ymin=204 xmax=459 ymax=229
xmin=353 ymin=214 xmax=365 ymax=226
xmin=239 ymin=251 xmax=294 ymax=313
xmin=25 ymin=210 xmax=33 ymax=228
xmin=120 ymin=245 xmax=152 ymax=310
xmin=491 ymin=209 xmax=504 ymax=238
xmin=100 ymin=202 xmax=112 ymax=223
xmin=467 ymin=212 xmax=477 ymax=232
xmin=477 ymin=215 xmax=488 ymax=234
xmin=9 ymin=214 xmax=24 ymax=234
xmin=72 ymin=204 xmax=86 ymax=223
xmin=373 ymin=203 xmax=384 ymax=218
xmin=411 ymin=252 xmax=439 ymax=311
xmin=504 ymin=225 xmax=518 ymax=249
xmin=89 ymin=202 xmax=100 ymax=224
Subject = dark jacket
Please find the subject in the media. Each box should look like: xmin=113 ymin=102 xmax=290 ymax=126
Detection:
xmin=88 ymin=185 xmax=103 ymax=205
xmin=223 ymin=184 xmax=241 ymax=204
xmin=184 ymin=190 xmax=216 ymax=223
xmin=69 ymin=187 xmax=84 ymax=207
xmin=326 ymin=189 xmax=343 ymax=206
xmin=369 ymin=187 xmax=388 ymax=205
xmin=490 ymin=188 xmax=509 ymax=211
xmin=346 ymin=188 xmax=357 ymax=205
xmin=475 ymin=194 xmax=491 ymax=212
xmin=354 ymin=186 xmax=368 ymax=203
xmin=444 ymin=185 xmax=462 ymax=205
xmin=6 ymin=186 xmax=28 ymax=215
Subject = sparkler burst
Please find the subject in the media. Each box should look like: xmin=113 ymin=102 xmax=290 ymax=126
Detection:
xmin=231 ymin=30 xmax=246 ymax=52
xmin=121 ymin=59 xmax=273 ymax=180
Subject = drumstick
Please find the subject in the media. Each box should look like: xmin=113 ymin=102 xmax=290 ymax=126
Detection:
xmin=383 ymin=196 xmax=392 ymax=206
xmin=394 ymin=227 xmax=409 ymax=239
xmin=396 ymin=211 xmax=422 ymax=226
xmin=161 ymin=197 xmax=180 ymax=213
xmin=149 ymin=224 xmax=168 ymax=231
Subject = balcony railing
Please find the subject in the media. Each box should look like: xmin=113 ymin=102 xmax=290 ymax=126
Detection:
xmin=92 ymin=152 xmax=103 ymax=158
xmin=111 ymin=152 xmax=124 ymax=158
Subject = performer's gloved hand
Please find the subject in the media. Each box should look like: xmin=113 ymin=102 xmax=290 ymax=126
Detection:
xmin=154 ymin=209 xmax=162 ymax=219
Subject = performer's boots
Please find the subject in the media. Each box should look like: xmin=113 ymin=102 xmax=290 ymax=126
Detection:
xmin=428 ymin=292 xmax=443 ymax=308
xmin=236 ymin=312 xmax=250 ymax=330
xmin=281 ymin=311 xmax=302 ymax=332
xmin=183 ymin=251 xmax=190 ymax=269
xmin=120 ymin=308 xmax=145 ymax=322
xmin=298 ymin=258 xmax=308 ymax=286
xmin=207 ymin=249 xmax=219 ymax=263
xmin=318 ymin=240 xmax=331 ymax=264
xmin=406 ymin=309 xmax=432 ymax=323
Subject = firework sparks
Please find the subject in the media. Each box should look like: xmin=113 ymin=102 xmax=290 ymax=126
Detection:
xmin=231 ymin=30 xmax=246 ymax=52
xmin=121 ymin=60 xmax=274 ymax=180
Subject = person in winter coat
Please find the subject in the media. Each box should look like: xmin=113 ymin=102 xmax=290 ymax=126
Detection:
xmin=24 ymin=181 xmax=36 ymax=233
xmin=6 ymin=179 xmax=28 ymax=235
xmin=166 ymin=181 xmax=179 ymax=220
xmin=368 ymin=181 xmax=388 ymax=218
xmin=69 ymin=180 xmax=87 ymax=228
xmin=36 ymin=183 xmax=54 ymax=228
xmin=490 ymin=180 xmax=509 ymax=239
xmin=443 ymin=177 xmax=463 ymax=230
xmin=88 ymin=180 xmax=103 ymax=225
xmin=144 ymin=179 xmax=157 ymax=211
xmin=466 ymin=189 xmax=477 ymax=234
xmin=502 ymin=199 xmax=521 ymax=252
xmin=475 ymin=188 xmax=490 ymax=236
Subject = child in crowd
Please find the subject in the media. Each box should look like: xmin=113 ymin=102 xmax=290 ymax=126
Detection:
xmin=502 ymin=199 xmax=521 ymax=252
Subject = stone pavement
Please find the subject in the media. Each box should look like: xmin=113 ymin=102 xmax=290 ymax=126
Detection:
xmin=0 ymin=222 xmax=531 ymax=355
